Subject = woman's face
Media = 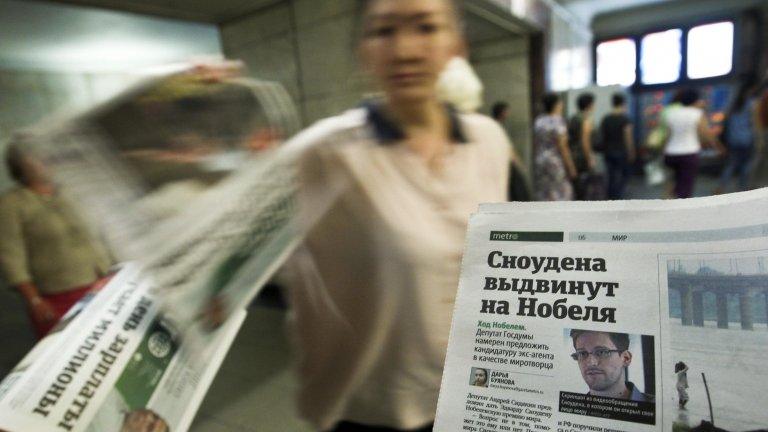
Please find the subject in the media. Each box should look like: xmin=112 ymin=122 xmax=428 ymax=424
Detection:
xmin=20 ymin=154 xmax=50 ymax=186
xmin=474 ymin=369 xmax=487 ymax=384
xmin=358 ymin=0 xmax=461 ymax=103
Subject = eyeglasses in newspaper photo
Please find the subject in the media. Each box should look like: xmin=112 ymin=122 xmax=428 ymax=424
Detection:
xmin=570 ymin=348 xmax=624 ymax=361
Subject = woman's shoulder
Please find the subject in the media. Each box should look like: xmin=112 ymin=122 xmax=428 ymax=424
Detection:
xmin=459 ymin=112 xmax=503 ymax=134
xmin=670 ymin=105 xmax=703 ymax=119
xmin=0 ymin=186 xmax=27 ymax=203
xmin=0 ymin=186 xmax=29 ymax=213
xmin=283 ymin=108 xmax=369 ymax=155
xmin=534 ymin=113 xmax=561 ymax=124
xmin=458 ymin=113 xmax=511 ymax=162
xmin=459 ymin=113 xmax=507 ymax=142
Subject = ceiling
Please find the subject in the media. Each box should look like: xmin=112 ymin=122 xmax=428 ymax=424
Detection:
xmin=0 ymin=0 xmax=221 ymax=72
xmin=37 ymin=0 xmax=680 ymax=28
xmin=1 ymin=0 xmax=687 ymax=74
xmin=42 ymin=0 xmax=530 ymax=39
xmin=0 ymin=0 xmax=527 ymax=73
xmin=37 ymin=0 xmax=278 ymax=23
xmin=554 ymin=0 xmax=674 ymax=25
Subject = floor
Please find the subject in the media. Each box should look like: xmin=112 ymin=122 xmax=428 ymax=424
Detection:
xmin=188 ymin=303 xmax=313 ymax=432
xmin=0 ymin=172 xmax=727 ymax=432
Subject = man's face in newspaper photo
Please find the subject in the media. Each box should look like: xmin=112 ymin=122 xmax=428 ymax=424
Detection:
xmin=572 ymin=331 xmax=632 ymax=395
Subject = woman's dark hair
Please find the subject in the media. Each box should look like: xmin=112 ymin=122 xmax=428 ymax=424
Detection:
xmin=355 ymin=0 xmax=464 ymax=39
xmin=611 ymin=93 xmax=626 ymax=108
xmin=5 ymin=143 xmax=27 ymax=185
xmin=577 ymin=93 xmax=595 ymax=111
xmin=677 ymin=88 xmax=701 ymax=106
xmin=491 ymin=102 xmax=509 ymax=120
xmin=542 ymin=93 xmax=561 ymax=114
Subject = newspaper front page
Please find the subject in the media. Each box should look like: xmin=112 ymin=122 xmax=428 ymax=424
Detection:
xmin=0 ymin=264 xmax=245 ymax=432
xmin=435 ymin=190 xmax=768 ymax=432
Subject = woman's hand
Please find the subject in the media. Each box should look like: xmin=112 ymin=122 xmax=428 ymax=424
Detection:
xmin=28 ymin=296 xmax=56 ymax=328
xmin=16 ymin=282 xmax=56 ymax=328
xmin=201 ymin=295 xmax=226 ymax=330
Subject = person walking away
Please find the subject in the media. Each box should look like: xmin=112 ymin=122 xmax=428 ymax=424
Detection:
xmin=534 ymin=93 xmax=576 ymax=201
xmin=662 ymin=88 xmax=722 ymax=198
xmin=600 ymin=93 xmax=635 ymax=199
xmin=568 ymin=93 xmax=600 ymax=200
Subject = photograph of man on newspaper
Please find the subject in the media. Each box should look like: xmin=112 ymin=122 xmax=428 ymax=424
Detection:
xmin=666 ymin=256 xmax=768 ymax=432
xmin=569 ymin=330 xmax=654 ymax=403
xmin=558 ymin=329 xmax=656 ymax=425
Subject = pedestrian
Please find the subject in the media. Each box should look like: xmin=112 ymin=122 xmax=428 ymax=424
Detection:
xmin=282 ymin=0 xmax=511 ymax=430
xmin=600 ymin=93 xmax=635 ymax=199
xmin=662 ymin=88 xmax=722 ymax=198
xmin=534 ymin=93 xmax=576 ymax=201
xmin=717 ymin=80 xmax=765 ymax=193
xmin=0 ymin=141 xmax=113 ymax=338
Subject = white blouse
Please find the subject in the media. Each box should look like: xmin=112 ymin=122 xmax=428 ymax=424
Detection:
xmin=283 ymin=106 xmax=510 ymax=430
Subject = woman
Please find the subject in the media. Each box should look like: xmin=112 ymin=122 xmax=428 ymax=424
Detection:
xmin=471 ymin=368 xmax=489 ymax=387
xmin=284 ymin=1 xmax=510 ymax=431
xmin=0 ymin=143 xmax=112 ymax=338
xmin=534 ymin=93 xmax=577 ymax=201
xmin=662 ymin=88 xmax=722 ymax=198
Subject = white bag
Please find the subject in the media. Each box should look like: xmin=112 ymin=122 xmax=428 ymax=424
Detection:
xmin=644 ymin=158 xmax=666 ymax=186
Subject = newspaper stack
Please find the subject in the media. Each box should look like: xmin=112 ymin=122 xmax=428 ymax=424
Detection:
xmin=435 ymin=190 xmax=768 ymax=432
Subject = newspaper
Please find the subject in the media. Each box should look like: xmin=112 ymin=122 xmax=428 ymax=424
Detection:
xmin=0 ymin=264 xmax=245 ymax=432
xmin=19 ymin=66 xmax=311 ymax=338
xmin=435 ymin=190 xmax=768 ymax=432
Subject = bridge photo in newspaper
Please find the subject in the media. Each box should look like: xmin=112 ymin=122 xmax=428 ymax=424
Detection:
xmin=434 ymin=190 xmax=768 ymax=432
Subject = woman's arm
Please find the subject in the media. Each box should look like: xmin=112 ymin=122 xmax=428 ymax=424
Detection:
xmin=581 ymin=118 xmax=595 ymax=171
xmin=0 ymin=199 xmax=55 ymax=325
xmin=558 ymin=133 xmax=578 ymax=179
xmin=753 ymin=99 xmax=765 ymax=154
xmin=697 ymin=113 xmax=723 ymax=153
xmin=624 ymin=123 xmax=636 ymax=163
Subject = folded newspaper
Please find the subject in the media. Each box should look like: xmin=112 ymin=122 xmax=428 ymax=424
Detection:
xmin=0 ymin=65 xmax=308 ymax=431
xmin=19 ymin=65 xmax=309 ymax=342
xmin=0 ymin=264 xmax=245 ymax=432
xmin=435 ymin=190 xmax=768 ymax=432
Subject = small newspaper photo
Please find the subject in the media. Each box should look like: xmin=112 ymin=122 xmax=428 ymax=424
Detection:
xmin=434 ymin=190 xmax=768 ymax=432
